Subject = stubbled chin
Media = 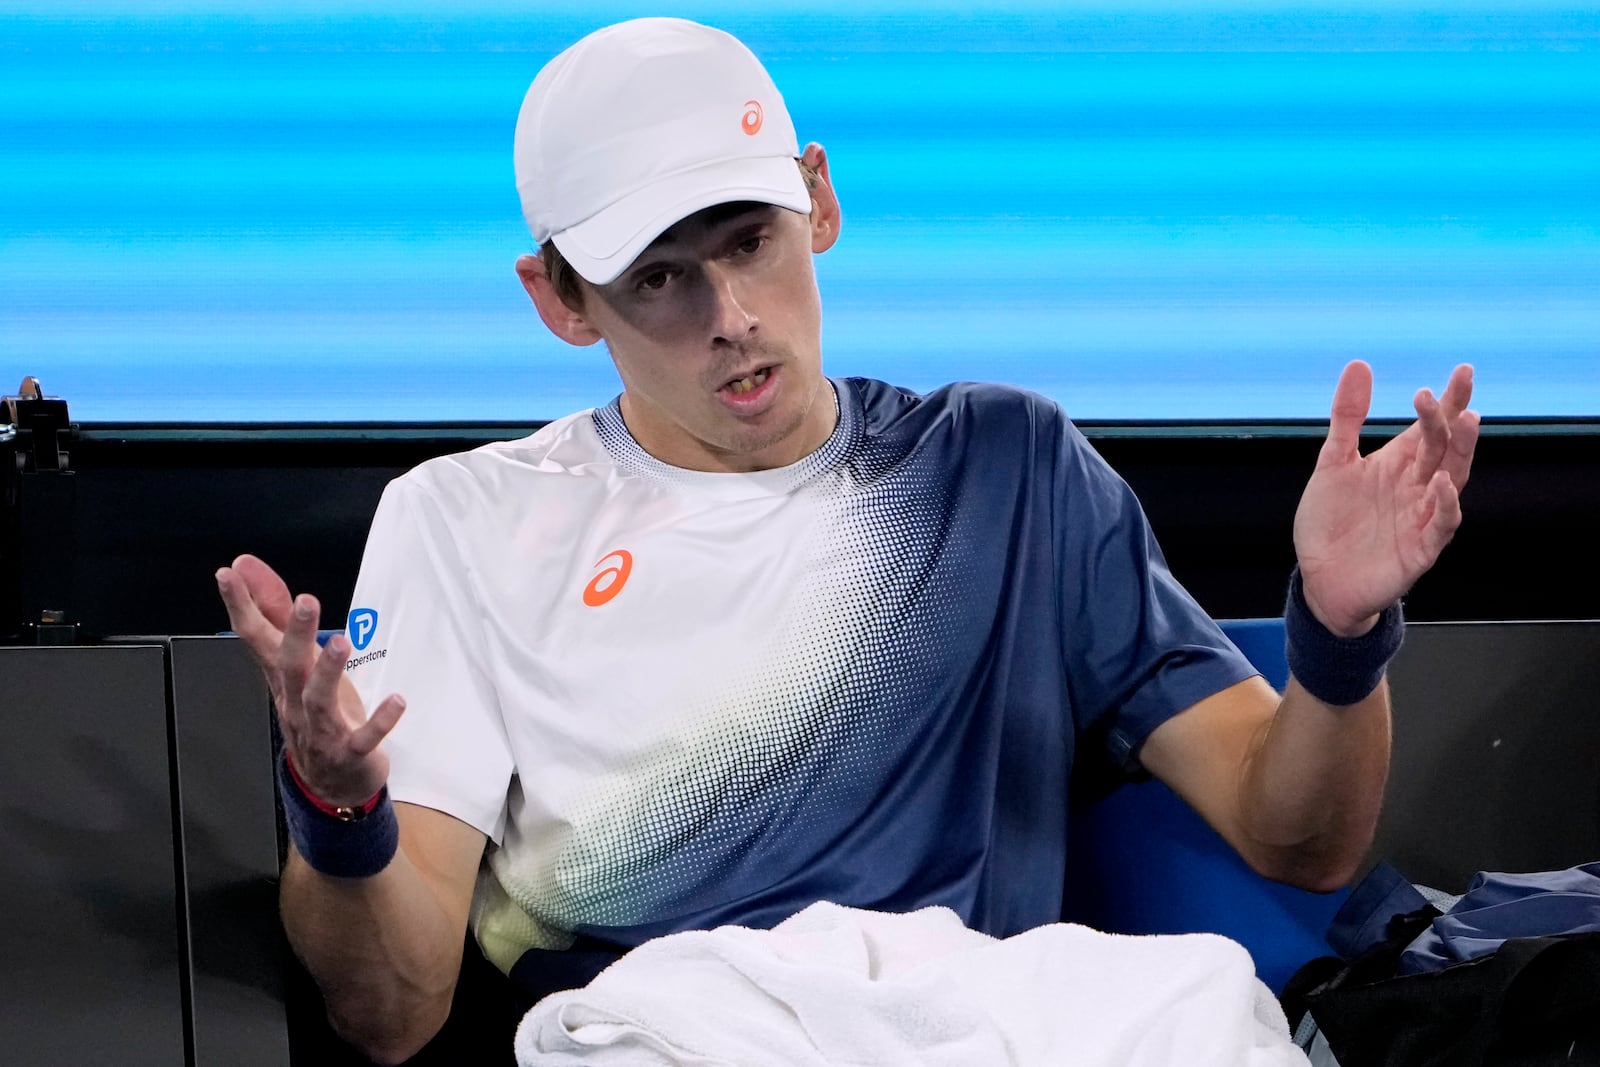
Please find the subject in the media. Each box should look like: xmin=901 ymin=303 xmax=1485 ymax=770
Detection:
xmin=714 ymin=379 xmax=832 ymax=467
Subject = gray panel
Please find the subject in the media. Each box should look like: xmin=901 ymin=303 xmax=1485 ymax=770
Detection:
xmin=169 ymin=636 xmax=291 ymax=1067
xmin=0 ymin=644 xmax=187 ymax=1067
xmin=1379 ymin=620 xmax=1600 ymax=892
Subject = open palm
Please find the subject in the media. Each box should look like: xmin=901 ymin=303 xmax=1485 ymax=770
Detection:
xmin=217 ymin=553 xmax=404 ymax=808
xmin=1294 ymin=362 xmax=1479 ymax=637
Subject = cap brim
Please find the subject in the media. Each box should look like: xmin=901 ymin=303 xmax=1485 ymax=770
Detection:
xmin=550 ymin=155 xmax=812 ymax=285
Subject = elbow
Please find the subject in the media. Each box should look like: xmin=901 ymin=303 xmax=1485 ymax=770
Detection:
xmin=348 ymin=1036 xmax=433 ymax=1067
xmin=1234 ymin=795 xmax=1378 ymax=894
xmin=334 ymin=1024 xmax=442 ymax=1066
xmin=348 ymin=1041 xmax=419 ymax=1067
xmin=1244 ymin=841 xmax=1365 ymax=895
xmin=328 ymin=998 xmax=452 ymax=1066
xmin=1277 ymin=863 xmax=1357 ymax=896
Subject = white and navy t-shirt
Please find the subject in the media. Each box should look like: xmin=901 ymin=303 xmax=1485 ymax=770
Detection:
xmin=345 ymin=377 xmax=1256 ymax=977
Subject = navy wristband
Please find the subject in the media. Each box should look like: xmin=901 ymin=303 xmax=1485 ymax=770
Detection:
xmin=1284 ymin=567 xmax=1404 ymax=706
xmin=276 ymin=753 xmax=399 ymax=879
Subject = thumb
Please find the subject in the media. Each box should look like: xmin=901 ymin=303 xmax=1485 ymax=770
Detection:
xmin=1318 ymin=360 xmax=1373 ymax=469
xmin=231 ymin=554 xmax=295 ymax=630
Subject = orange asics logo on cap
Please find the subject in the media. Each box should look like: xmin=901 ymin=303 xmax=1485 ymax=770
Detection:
xmin=741 ymin=100 xmax=763 ymax=136
xmin=582 ymin=549 xmax=633 ymax=607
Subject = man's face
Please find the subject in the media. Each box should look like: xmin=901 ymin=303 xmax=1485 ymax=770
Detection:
xmin=568 ymin=186 xmax=839 ymax=473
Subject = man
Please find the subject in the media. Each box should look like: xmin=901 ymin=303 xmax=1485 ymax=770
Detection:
xmin=216 ymin=17 xmax=1479 ymax=1065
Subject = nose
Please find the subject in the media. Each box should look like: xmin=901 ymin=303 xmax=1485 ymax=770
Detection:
xmin=705 ymin=265 xmax=757 ymax=346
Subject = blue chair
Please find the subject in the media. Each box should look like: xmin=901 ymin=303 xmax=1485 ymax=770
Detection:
xmin=309 ymin=621 xmax=1341 ymax=991
xmin=1063 ymin=618 xmax=1348 ymax=994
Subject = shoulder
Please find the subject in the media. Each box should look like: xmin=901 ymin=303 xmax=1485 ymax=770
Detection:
xmin=843 ymin=377 xmax=1081 ymax=460
xmin=845 ymin=377 xmax=1064 ymax=422
xmin=389 ymin=408 xmax=608 ymax=506
xmin=944 ymin=381 xmax=1075 ymax=441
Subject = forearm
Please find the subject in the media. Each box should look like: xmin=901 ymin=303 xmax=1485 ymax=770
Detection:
xmin=281 ymin=843 xmax=467 ymax=1064
xmin=1237 ymin=676 xmax=1392 ymax=891
xmin=216 ymin=565 xmax=486 ymax=1062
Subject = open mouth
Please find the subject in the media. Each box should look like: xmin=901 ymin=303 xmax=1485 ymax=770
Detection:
xmin=722 ymin=367 xmax=771 ymax=396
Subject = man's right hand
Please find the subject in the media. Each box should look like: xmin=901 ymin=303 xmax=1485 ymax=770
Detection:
xmin=217 ymin=554 xmax=484 ymax=1063
xmin=216 ymin=553 xmax=405 ymax=809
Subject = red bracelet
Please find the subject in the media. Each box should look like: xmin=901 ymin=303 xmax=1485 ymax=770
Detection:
xmin=283 ymin=752 xmax=385 ymax=822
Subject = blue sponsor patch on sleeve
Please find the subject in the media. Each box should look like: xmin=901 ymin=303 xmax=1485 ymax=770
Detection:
xmin=347 ymin=608 xmax=379 ymax=650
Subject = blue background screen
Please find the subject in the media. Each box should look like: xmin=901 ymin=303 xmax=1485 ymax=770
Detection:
xmin=3 ymin=2 xmax=1595 ymax=421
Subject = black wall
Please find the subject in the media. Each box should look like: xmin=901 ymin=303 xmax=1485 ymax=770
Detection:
xmin=4 ymin=417 xmax=1598 ymax=643
xmin=3 ymin=417 xmax=1597 ymax=1067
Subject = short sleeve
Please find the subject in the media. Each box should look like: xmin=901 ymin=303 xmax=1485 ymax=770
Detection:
xmin=344 ymin=476 xmax=514 ymax=842
xmin=1051 ymin=416 xmax=1258 ymax=770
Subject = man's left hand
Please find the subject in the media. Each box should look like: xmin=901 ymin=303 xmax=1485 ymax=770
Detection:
xmin=1294 ymin=361 xmax=1480 ymax=637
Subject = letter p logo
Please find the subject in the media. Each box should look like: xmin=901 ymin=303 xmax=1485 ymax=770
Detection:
xmin=347 ymin=608 xmax=379 ymax=651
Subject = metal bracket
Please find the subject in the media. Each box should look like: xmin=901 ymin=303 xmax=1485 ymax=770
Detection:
xmin=2 ymin=377 xmax=80 ymax=643
xmin=3 ymin=376 xmax=73 ymax=474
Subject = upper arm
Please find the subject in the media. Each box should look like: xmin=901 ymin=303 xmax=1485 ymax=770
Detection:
xmin=1137 ymin=674 xmax=1281 ymax=862
xmin=349 ymin=477 xmax=516 ymax=841
xmin=1044 ymin=411 xmax=1261 ymax=766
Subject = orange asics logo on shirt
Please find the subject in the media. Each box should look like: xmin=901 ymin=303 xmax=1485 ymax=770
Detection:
xmin=741 ymin=100 xmax=763 ymax=136
xmin=582 ymin=549 xmax=633 ymax=607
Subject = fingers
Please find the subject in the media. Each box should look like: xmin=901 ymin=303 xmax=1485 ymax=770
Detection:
xmin=215 ymin=564 xmax=281 ymax=667
xmin=1418 ymin=469 xmax=1464 ymax=561
xmin=1443 ymin=408 xmax=1481 ymax=493
xmin=231 ymin=554 xmax=295 ymax=631
xmin=1318 ymin=360 xmax=1373 ymax=468
xmin=215 ymin=553 xmax=295 ymax=671
xmin=305 ymin=630 xmax=354 ymax=734
xmin=278 ymin=593 xmax=322 ymax=687
xmin=216 ymin=563 xmax=398 ymax=802
xmin=276 ymin=593 xmax=322 ymax=739
xmin=1435 ymin=364 xmax=1480 ymax=493
xmin=1410 ymin=364 xmax=1480 ymax=489
xmin=1438 ymin=363 xmax=1474 ymax=420
xmin=1409 ymin=386 xmax=1449 ymax=484
xmin=350 ymin=693 xmax=407 ymax=758
xmin=285 ymin=630 xmax=401 ymax=800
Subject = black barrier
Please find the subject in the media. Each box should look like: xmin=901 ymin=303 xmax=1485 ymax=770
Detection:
xmin=0 ymin=640 xmax=290 ymax=1067
xmin=0 ymin=644 xmax=189 ymax=1066
xmin=3 ymin=625 xmax=1598 ymax=1063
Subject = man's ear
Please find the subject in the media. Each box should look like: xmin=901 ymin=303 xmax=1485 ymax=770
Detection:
xmin=515 ymin=254 xmax=603 ymax=347
xmin=801 ymin=142 xmax=841 ymax=254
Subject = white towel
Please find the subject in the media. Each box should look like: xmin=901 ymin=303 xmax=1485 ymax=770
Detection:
xmin=515 ymin=901 xmax=1311 ymax=1067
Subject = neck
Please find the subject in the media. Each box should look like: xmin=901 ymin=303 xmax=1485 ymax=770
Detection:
xmin=620 ymin=378 xmax=838 ymax=473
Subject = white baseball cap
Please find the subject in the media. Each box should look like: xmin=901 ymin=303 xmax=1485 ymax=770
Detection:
xmin=514 ymin=18 xmax=813 ymax=286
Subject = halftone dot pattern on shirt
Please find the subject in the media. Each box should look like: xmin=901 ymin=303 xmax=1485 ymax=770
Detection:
xmin=589 ymin=381 xmax=855 ymax=496
xmin=492 ymin=386 xmax=977 ymax=932
xmin=357 ymin=379 xmax=1256 ymax=970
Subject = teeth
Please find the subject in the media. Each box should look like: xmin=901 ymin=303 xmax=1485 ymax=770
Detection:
xmin=727 ymin=368 xmax=769 ymax=395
